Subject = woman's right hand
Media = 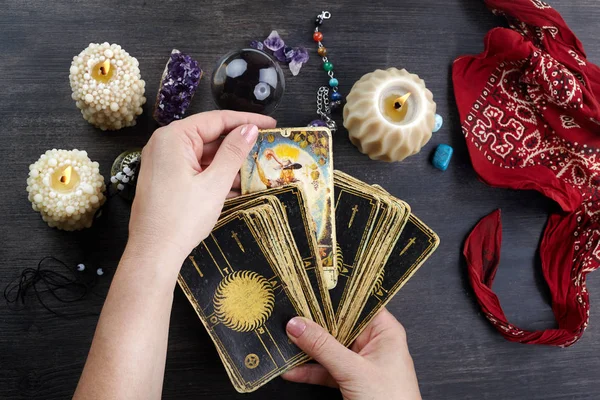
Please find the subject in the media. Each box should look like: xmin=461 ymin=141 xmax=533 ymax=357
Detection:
xmin=283 ymin=308 xmax=422 ymax=400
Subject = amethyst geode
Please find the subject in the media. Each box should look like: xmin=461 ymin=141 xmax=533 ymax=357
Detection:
xmin=153 ymin=49 xmax=202 ymax=126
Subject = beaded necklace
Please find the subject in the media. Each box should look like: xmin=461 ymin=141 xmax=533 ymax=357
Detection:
xmin=309 ymin=11 xmax=342 ymax=132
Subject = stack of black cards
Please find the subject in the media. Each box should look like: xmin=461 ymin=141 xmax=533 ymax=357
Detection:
xmin=178 ymin=128 xmax=439 ymax=393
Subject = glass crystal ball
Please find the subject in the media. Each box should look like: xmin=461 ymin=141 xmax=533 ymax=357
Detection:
xmin=211 ymin=48 xmax=285 ymax=115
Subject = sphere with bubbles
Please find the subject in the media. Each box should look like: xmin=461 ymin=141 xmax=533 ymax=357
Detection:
xmin=211 ymin=49 xmax=285 ymax=115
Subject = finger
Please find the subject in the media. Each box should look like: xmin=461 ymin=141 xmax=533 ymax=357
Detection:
xmin=200 ymin=138 xmax=224 ymax=166
xmin=226 ymin=190 xmax=241 ymax=199
xmin=352 ymin=308 xmax=406 ymax=352
xmin=281 ymin=364 xmax=338 ymax=388
xmin=203 ymin=124 xmax=259 ymax=197
xmin=174 ymin=110 xmax=276 ymax=144
xmin=286 ymin=317 xmax=363 ymax=380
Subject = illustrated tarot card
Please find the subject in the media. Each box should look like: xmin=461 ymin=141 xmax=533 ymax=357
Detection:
xmin=240 ymin=127 xmax=337 ymax=289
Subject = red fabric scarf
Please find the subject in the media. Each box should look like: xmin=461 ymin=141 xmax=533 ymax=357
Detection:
xmin=453 ymin=0 xmax=600 ymax=346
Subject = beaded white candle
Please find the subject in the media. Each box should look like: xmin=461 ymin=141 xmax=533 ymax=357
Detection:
xmin=27 ymin=149 xmax=106 ymax=231
xmin=343 ymin=68 xmax=436 ymax=162
xmin=69 ymin=42 xmax=146 ymax=131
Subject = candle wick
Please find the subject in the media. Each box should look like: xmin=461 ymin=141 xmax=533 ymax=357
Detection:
xmin=393 ymin=92 xmax=412 ymax=111
xmin=60 ymin=166 xmax=72 ymax=185
xmin=100 ymin=66 xmax=106 ymax=75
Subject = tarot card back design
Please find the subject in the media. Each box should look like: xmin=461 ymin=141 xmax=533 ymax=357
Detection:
xmin=347 ymin=213 xmax=439 ymax=344
xmin=178 ymin=211 xmax=310 ymax=393
xmin=223 ymin=185 xmax=336 ymax=334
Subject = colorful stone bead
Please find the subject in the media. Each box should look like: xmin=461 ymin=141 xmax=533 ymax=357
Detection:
xmin=317 ymin=47 xmax=327 ymax=57
xmin=331 ymin=91 xmax=342 ymax=101
xmin=313 ymin=32 xmax=323 ymax=42
xmin=323 ymin=62 xmax=333 ymax=72
xmin=329 ymin=78 xmax=339 ymax=87
xmin=433 ymin=114 xmax=443 ymax=133
xmin=432 ymin=144 xmax=453 ymax=171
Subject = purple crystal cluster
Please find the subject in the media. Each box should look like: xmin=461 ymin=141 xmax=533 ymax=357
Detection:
xmin=250 ymin=31 xmax=309 ymax=76
xmin=153 ymin=50 xmax=202 ymax=126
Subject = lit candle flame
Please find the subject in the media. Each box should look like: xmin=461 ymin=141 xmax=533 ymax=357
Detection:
xmin=393 ymin=92 xmax=412 ymax=110
xmin=91 ymin=59 xmax=114 ymax=83
xmin=60 ymin=166 xmax=72 ymax=185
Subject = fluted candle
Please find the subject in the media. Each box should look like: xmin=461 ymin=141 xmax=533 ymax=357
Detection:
xmin=343 ymin=68 xmax=436 ymax=162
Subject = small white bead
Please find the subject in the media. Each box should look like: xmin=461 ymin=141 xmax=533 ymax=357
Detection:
xmin=84 ymin=93 xmax=94 ymax=103
xmin=117 ymin=183 xmax=125 ymax=191
xmin=110 ymin=176 xmax=118 ymax=184
xmin=122 ymin=176 xmax=130 ymax=183
xmin=115 ymin=172 xmax=124 ymax=180
xmin=96 ymin=268 xmax=104 ymax=276
xmin=104 ymin=49 xmax=114 ymax=58
xmin=77 ymin=263 xmax=85 ymax=272
xmin=33 ymin=194 xmax=43 ymax=203
xmin=110 ymin=102 xmax=119 ymax=112
xmin=123 ymin=166 xmax=131 ymax=174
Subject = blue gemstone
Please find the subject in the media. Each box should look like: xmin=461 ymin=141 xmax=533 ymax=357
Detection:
xmin=329 ymin=78 xmax=339 ymax=87
xmin=433 ymin=114 xmax=443 ymax=133
xmin=331 ymin=91 xmax=342 ymax=101
xmin=432 ymin=144 xmax=453 ymax=171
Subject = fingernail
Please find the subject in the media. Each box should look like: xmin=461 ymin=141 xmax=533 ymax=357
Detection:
xmin=241 ymin=124 xmax=259 ymax=144
xmin=286 ymin=317 xmax=307 ymax=338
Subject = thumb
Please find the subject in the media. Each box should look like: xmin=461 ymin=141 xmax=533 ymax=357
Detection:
xmin=287 ymin=317 xmax=363 ymax=379
xmin=204 ymin=124 xmax=258 ymax=195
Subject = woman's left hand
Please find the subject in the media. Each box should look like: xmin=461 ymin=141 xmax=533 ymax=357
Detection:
xmin=127 ymin=110 xmax=276 ymax=268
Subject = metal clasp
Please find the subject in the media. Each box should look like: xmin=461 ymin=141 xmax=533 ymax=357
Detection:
xmin=321 ymin=11 xmax=331 ymax=19
xmin=326 ymin=118 xmax=337 ymax=132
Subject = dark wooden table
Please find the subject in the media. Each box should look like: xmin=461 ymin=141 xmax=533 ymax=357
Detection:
xmin=2 ymin=1 xmax=600 ymax=399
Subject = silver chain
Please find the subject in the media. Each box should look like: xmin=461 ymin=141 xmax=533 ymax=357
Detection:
xmin=316 ymin=86 xmax=336 ymax=131
xmin=312 ymin=11 xmax=338 ymax=132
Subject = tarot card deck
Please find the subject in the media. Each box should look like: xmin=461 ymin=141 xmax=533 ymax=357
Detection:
xmin=179 ymin=147 xmax=439 ymax=392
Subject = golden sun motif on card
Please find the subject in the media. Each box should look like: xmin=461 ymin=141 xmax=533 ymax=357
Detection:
xmin=213 ymin=270 xmax=275 ymax=332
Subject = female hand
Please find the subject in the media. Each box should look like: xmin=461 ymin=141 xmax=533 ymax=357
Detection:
xmin=283 ymin=308 xmax=422 ymax=400
xmin=127 ymin=110 xmax=276 ymax=267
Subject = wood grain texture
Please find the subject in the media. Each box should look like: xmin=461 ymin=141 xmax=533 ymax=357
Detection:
xmin=1 ymin=0 xmax=600 ymax=399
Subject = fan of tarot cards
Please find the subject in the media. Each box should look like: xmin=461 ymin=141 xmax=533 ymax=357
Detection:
xmin=177 ymin=127 xmax=439 ymax=393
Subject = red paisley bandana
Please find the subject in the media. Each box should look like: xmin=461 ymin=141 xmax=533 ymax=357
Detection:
xmin=453 ymin=0 xmax=600 ymax=346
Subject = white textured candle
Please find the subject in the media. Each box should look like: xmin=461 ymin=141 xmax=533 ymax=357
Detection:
xmin=69 ymin=42 xmax=146 ymax=131
xmin=27 ymin=149 xmax=106 ymax=230
xmin=343 ymin=68 xmax=436 ymax=162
